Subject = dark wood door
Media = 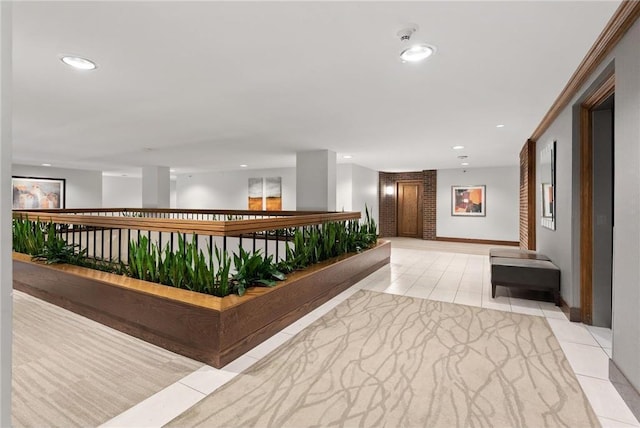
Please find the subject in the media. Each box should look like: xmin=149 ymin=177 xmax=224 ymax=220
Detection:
xmin=397 ymin=181 xmax=423 ymax=238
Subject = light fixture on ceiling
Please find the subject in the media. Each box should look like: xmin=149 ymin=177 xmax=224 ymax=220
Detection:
xmin=240 ymin=164 xmax=248 ymax=168
xmin=452 ymin=145 xmax=465 ymax=150
xmin=398 ymin=26 xmax=436 ymax=63
xmin=60 ymin=55 xmax=97 ymax=70
xmin=343 ymin=155 xmax=353 ymax=159
xmin=496 ymin=124 xmax=505 ymax=128
xmin=170 ymin=169 xmax=176 ymax=172
xmin=461 ymin=162 xmax=470 ymax=166
xmin=41 ymin=163 xmax=52 ymax=167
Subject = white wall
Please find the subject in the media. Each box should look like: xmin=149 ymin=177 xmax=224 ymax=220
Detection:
xmin=612 ymin=18 xmax=640 ymax=392
xmin=352 ymin=163 xmax=379 ymax=225
xmin=536 ymin=19 xmax=640 ymax=393
xmin=296 ymin=150 xmax=336 ymax=211
xmin=177 ymin=167 xmax=296 ymax=210
xmin=436 ymin=167 xmax=519 ymax=241
xmin=12 ymin=164 xmax=102 ymax=208
xmin=336 ymin=164 xmax=352 ymax=213
xmin=336 ymin=163 xmax=379 ymax=225
xmin=102 ymin=176 xmax=142 ymax=208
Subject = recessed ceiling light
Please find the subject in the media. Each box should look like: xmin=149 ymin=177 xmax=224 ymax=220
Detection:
xmin=41 ymin=163 xmax=51 ymax=167
xmin=461 ymin=162 xmax=469 ymax=166
xmin=60 ymin=55 xmax=97 ymax=70
xmin=397 ymin=26 xmax=436 ymax=63
xmin=457 ymin=155 xmax=468 ymax=160
xmin=452 ymin=145 xmax=465 ymax=150
xmin=343 ymin=155 xmax=353 ymax=159
xmin=496 ymin=124 xmax=505 ymax=128
xmin=240 ymin=164 xmax=248 ymax=168
xmin=170 ymin=169 xmax=176 ymax=172
xmin=400 ymin=44 xmax=436 ymax=63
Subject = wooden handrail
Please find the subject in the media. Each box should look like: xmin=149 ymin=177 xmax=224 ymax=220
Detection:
xmin=12 ymin=209 xmax=362 ymax=236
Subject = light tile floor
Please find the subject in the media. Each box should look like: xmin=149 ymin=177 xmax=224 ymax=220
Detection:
xmin=100 ymin=243 xmax=639 ymax=428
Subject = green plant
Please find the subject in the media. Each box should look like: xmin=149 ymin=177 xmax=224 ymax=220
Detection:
xmin=12 ymin=216 xmax=47 ymax=255
xmin=32 ymin=223 xmax=85 ymax=265
xmin=232 ymin=248 xmax=285 ymax=296
xmin=214 ymin=244 xmax=232 ymax=297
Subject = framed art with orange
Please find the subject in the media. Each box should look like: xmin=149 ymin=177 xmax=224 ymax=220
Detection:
xmin=451 ymin=185 xmax=485 ymax=216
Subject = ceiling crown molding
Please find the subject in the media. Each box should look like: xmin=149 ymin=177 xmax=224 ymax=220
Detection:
xmin=530 ymin=0 xmax=640 ymax=142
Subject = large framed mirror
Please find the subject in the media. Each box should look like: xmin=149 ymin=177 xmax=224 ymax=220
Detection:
xmin=540 ymin=140 xmax=556 ymax=230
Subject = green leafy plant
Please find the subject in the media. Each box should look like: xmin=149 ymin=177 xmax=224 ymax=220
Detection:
xmin=31 ymin=223 xmax=85 ymax=265
xmin=12 ymin=209 xmax=378 ymax=299
xmin=232 ymin=248 xmax=285 ymax=296
xmin=12 ymin=216 xmax=47 ymax=255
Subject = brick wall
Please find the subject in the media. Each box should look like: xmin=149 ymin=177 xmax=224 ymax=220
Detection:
xmin=379 ymin=170 xmax=437 ymax=240
xmin=519 ymin=140 xmax=536 ymax=250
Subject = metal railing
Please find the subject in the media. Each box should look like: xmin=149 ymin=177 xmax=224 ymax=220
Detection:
xmin=13 ymin=208 xmax=362 ymax=266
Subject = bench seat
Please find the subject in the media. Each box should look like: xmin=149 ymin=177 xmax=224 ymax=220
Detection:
xmin=490 ymin=257 xmax=561 ymax=306
xmin=488 ymin=248 xmax=551 ymax=261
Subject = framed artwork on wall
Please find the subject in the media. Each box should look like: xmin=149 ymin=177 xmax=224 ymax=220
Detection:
xmin=451 ymin=185 xmax=485 ymax=216
xmin=264 ymin=177 xmax=282 ymax=211
xmin=540 ymin=140 xmax=556 ymax=230
xmin=248 ymin=177 xmax=264 ymax=210
xmin=12 ymin=176 xmax=66 ymax=209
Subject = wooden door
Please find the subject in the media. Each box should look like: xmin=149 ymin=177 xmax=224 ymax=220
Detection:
xmin=397 ymin=181 xmax=423 ymax=238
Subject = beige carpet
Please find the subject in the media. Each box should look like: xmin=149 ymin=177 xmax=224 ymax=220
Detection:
xmin=169 ymin=290 xmax=599 ymax=428
xmin=12 ymin=290 xmax=202 ymax=427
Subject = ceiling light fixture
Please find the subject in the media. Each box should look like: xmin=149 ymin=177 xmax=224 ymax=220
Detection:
xmin=60 ymin=55 xmax=97 ymax=70
xmin=41 ymin=163 xmax=51 ymax=167
xmin=452 ymin=145 xmax=465 ymax=150
xmin=170 ymin=169 xmax=176 ymax=172
xmin=457 ymin=155 xmax=468 ymax=160
xmin=240 ymin=164 xmax=248 ymax=168
xmin=461 ymin=162 xmax=470 ymax=166
xmin=343 ymin=155 xmax=353 ymax=159
xmin=398 ymin=26 xmax=436 ymax=63
xmin=496 ymin=124 xmax=505 ymax=128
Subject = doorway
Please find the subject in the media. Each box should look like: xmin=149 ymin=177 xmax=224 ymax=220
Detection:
xmin=397 ymin=181 xmax=423 ymax=238
xmin=580 ymin=75 xmax=614 ymax=327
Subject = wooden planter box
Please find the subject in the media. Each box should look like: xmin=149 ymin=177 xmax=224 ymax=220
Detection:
xmin=13 ymin=241 xmax=390 ymax=368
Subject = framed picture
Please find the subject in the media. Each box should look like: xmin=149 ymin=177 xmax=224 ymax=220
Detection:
xmin=248 ymin=177 xmax=264 ymax=210
xmin=12 ymin=176 xmax=66 ymax=209
xmin=264 ymin=177 xmax=282 ymax=211
xmin=451 ymin=185 xmax=485 ymax=216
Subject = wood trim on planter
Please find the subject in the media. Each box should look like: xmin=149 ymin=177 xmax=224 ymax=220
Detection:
xmin=13 ymin=241 xmax=390 ymax=368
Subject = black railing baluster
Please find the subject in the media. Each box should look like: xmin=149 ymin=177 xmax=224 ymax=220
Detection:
xmin=264 ymin=230 xmax=268 ymax=258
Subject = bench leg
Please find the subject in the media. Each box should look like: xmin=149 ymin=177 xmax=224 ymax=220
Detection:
xmin=491 ymin=283 xmax=496 ymax=298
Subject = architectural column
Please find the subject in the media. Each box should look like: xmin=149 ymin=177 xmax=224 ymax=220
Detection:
xmin=142 ymin=166 xmax=170 ymax=208
xmin=0 ymin=2 xmax=12 ymax=425
xmin=296 ymin=150 xmax=336 ymax=211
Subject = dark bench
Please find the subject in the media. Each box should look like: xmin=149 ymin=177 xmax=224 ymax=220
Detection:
xmin=490 ymin=249 xmax=560 ymax=306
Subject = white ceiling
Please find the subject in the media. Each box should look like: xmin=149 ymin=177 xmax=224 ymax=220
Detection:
xmin=12 ymin=1 xmax=620 ymax=176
